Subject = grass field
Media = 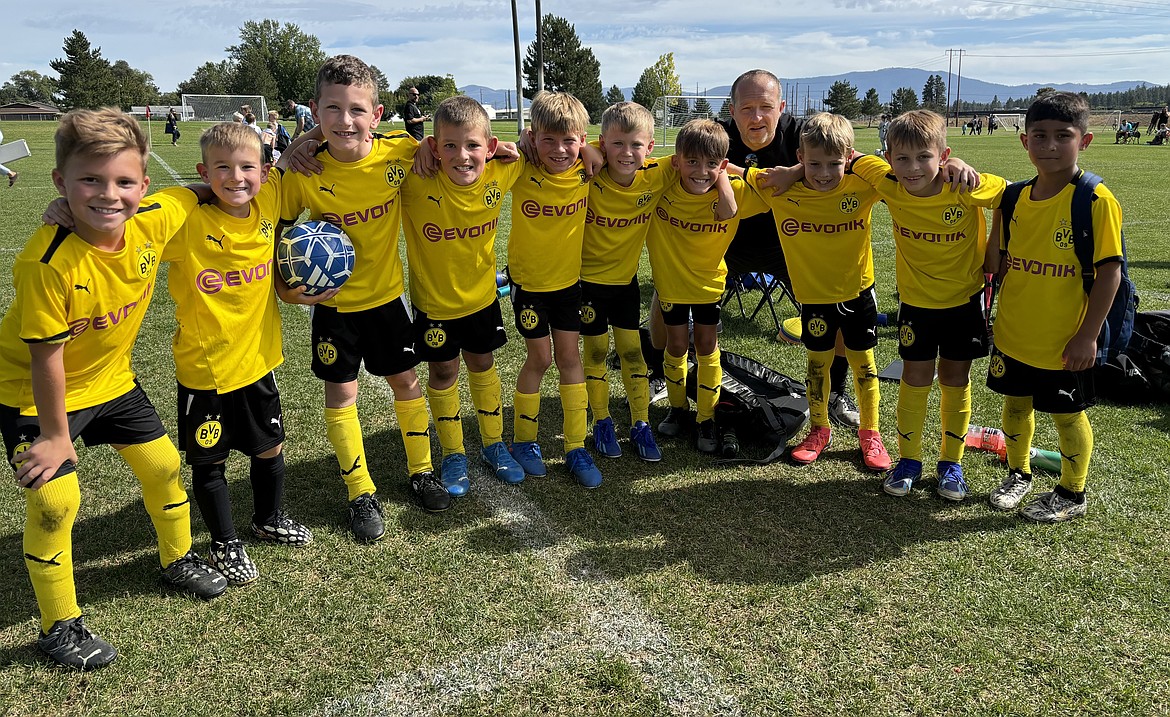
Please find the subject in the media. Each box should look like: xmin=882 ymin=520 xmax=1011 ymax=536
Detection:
xmin=0 ymin=116 xmax=1168 ymax=717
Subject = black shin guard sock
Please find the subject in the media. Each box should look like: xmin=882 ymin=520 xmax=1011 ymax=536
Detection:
xmin=830 ymin=354 xmax=849 ymax=396
xmin=250 ymin=453 xmax=286 ymax=525
xmin=192 ymin=462 xmax=236 ymax=542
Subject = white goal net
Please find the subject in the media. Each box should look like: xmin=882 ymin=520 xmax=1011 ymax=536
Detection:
xmin=652 ymin=95 xmax=731 ymax=147
xmin=991 ymin=113 xmax=1023 ymax=132
xmin=181 ymin=94 xmax=269 ymax=122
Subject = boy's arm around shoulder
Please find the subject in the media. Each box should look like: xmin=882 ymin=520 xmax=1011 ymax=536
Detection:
xmin=714 ymin=167 xmax=736 ymax=221
xmin=15 ymin=342 xmax=77 ymax=490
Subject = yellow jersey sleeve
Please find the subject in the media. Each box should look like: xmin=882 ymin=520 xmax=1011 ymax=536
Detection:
xmin=581 ymin=158 xmax=676 ymax=285
xmin=506 ymin=158 xmax=591 ymax=292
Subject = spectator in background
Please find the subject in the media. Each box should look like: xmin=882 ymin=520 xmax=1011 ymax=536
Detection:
xmin=165 ymin=108 xmax=181 ymax=147
xmin=403 ymin=87 xmax=429 ymax=141
xmin=0 ymin=126 xmax=16 ymax=186
xmin=286 ymin=98 xmax=316 ymax=139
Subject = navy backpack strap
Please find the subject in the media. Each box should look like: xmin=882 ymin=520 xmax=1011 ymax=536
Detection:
xmin=1069 ymin=169 xmax=1103 ymax=294
xmin=998 ymin=178 xmax=1034 ymax=250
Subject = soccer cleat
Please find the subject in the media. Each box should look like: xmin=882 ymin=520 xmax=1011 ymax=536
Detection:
xmin=989 ymin=469 xmax=1034 ymax=511
xmin=695 ymin=419 xmax=718 ymax=454
xmin=657 ymin=406 xmax=691 ymax=437
xmin=565 ymin=447 xmax=603 ymax=489
xmin=630 ymin=421 xmax=663 ymax=462
xmin=1021 ymin=490 xmax=1088 ymax=523
xmin=410 ymin=471 xmax=451 ymax=512
xmin=440 ymin=453 xmax=471 ymax=496
xmin=859 ymin=429 xmax=891 ymax=471
xmin=790 ymin=425 xmax=831 ymax=465
xmin=828 ymin=391 xmax=861 ymax=428
xmin=508 ymin=441 xmax=547 ymax=478
xmin=592 ymin=417 xmax=622 ymax=458
xmin=252 ymin=511 xmax=313 ymax=547
xmin=37 ymin=617 xmax=117 ymax=670
xmin=936 ymin=461 xmax=968 ymax=502
xmin=482 ymin=442 xmax=525 ymax=484
xmin=777 ymin=316 xmax=803 ymax=345
xmin=161 ymin=550 xmax=228 ymax=600
xmin=208 ymin=539 xmax=260 ymax=586
xmin=882 ymin=457 xmax=922 ymax=497
xmin=347 ymin=492 xmax=386 ymax=543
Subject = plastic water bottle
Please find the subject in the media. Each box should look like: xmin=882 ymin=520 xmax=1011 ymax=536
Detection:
xmin=965 ymin=425 xmax=1006 ymax=457
xmin=1028 ymin=447 xmax=1063 ymax=473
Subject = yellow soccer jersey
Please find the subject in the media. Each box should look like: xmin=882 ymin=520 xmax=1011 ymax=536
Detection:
xmin=581 ymin=159 xmax=677 ymax=285
xmin=280 ymin=132 xmax=418 ymax=312
xmin=852 ymin=155 xmax=1006 ymax=309
xmin=645 ymin=175 xmax=770 ymax=305
xmin=993 ymin=180 xmax=1123 ymax=371
xmin=0 ymin=188 xmax=199 ymax=414
xmin=749 ymin=167 xmax=879 ymax=304
xmin=506 ymin=158 xmax=591 ymax=292
xmin=163 ymin=168 xmax=284 ymax=393
xmin=401 ymin=159 xmax=525 ymax=320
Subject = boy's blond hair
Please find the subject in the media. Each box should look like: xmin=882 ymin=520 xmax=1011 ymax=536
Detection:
xmin=529 ymin=90 xmax=589 ymax=136
xmin=674 ymin=119 xmax=728 ymax=161
xmin=600 ymin=102 xmax=654 ymax=138
xmin=800 ymin=112 xmax=855 ymax=157
xmin=433 ymin=95 xmax=492 ymax=141
xmin=314 ymin=54 xmax=379 ymax=106
xmin=886 ymin=110 xmax=947 ymax=153
xmin=55 ymin=107 xmax=148 ymax=172
xmin=199 ymin=122 xmax=264 ymax=163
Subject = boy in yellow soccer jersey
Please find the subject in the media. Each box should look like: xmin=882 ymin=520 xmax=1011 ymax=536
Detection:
xmin=0 ymin=108 xmax=225 ymax=670
xmin=647 ymin=119 xmax=768 ymax=453
xmin=850 ymin=110 xmax=1006 ymax=501
xmin=277 ymin=54 xmax=445 ymax=541
xmin=399 ymin=96 xmax=527 ymax=494
xmin=748 ymin=113 xmax=890 ymax=471
xmin=580 ymin=102 xmax=676 ymax=463
xmin=506 ymin=90 xmax=603 ymax=488
xmin=161 ymin=122 xmax=312 ymax=585
xmin=985 ymin=92 xmax=1121 ymax=522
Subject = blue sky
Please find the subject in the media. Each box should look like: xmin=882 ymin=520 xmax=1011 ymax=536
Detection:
xmin=3 ymin=0 xmax=1168 ymax=99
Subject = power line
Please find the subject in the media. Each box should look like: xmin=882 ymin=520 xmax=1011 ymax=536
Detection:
xmin=971 ymin=0 xmax=1170 ymax=19
xmin=966 ymin=47 xmax=1170 ymax=59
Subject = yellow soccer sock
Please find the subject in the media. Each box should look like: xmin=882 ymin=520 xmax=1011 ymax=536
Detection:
xmin=1002 ymin=395 xmax=1035 ymax=473
xmin=896 ymin=381 xmax=932 ymax=462
xmin=560 ymin=382 xmax=589 ymax=452
xmin=468 ymin=367 xmax=505 ymax=447
xmin=324 ymin=404 xmax=376 ymax=500
xmin=24 ymin=472 xmax=81 ymax=633
xmin=846 ymin=348 xmax=881 ymax=431
xmin=1053 ymin=410 xmax=1093 ymax=494
xmin=695 ymin=348 xmax=722 ymax=423
xmin=582 ymin=333 xmax=611 ymax=422
xmin=806 ymin=348 xmax=835 ymax=429
xmin=427 ymin=382 xmax=465 ymax=457
xmin=614 ymin=328 xmax=650 ymax=425
xmin=662 ymin=349 xmax=688 ymax=410
xmin=939 ymin=383 xmax=972 ymax=464
xmin=395 ymin=396 xmax=433 ymax=476
xmin=119 ymin=436 xmax=191 ymax=568
xmin=513 ymin=390 xmax=541 ymax=443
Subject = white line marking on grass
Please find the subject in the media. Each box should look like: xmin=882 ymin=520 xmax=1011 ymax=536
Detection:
xmin=321 ymin=379 xmax=742 ymax=716
xmin=148 ymin=151 xmax=184 ymax=184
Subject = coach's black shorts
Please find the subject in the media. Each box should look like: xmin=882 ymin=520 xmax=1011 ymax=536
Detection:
xmin=511 ymin=282 xmax=582 ymax=339
xmin=414 ymin=300 xmax=508 ymax=363
xmin=897 ymin=291 xmax=989 ymax=362
xmin=310 ymin=295 xmax=418 ymax=382
xmin=986 ymin=346 xmax=1096 ymax=413
xmin=580 ymin=277 xmax=641 ymax=336
xmin=801 ymin=285 xmax=878 ymax=353
xmin=178 ymin=372 xmax=285 ymax=465
xmin=660 ymin=299 xmax=721 ymax=327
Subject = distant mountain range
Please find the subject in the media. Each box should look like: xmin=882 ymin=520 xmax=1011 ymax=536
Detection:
xmin=461 ymin=69 xmax=1160 ymax=111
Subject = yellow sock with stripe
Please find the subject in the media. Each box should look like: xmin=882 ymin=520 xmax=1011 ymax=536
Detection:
xmin=695 ymin=348 xmax=722 ymax=423
xmin=119 ymin=436 xmax=191 ymax=568
xmin=427 ymin=382 xmax=464 ymax=457
xmin=1001 ymin=395 xmax=1035 ymax=473
xmin=24 ymin=472 xmax=81 ymax=633
xmin=662 ymin=349 xmax=688 ymax=409
xmin=513 ymin=390 xmax=541 ymax=443
xmin=1053 ymin=410 xmax=1093 ymax=494
xmin=582 ymin=333 xmax=611 ymax=422
xmin=939 ymin=383 xmax=972 ymax=463
xmin=806 ymin=348 xmax=835 ymax=428
xmin=395 ymin=396 xmax=433 ymax=476
xmin=468 ymin=367 xmax=505 ymax=446
xmin=560 ymin=382 xmax=589 ymax=452
xmin=846 ymin=348 xmax=880 ymax=431
xmin=614 ymin=328 xmax=650 ymax=424
xmin=324 ymin=404 xmax=376 ymax=500
xmin=896 ymin=381 xmax=932 ymax=461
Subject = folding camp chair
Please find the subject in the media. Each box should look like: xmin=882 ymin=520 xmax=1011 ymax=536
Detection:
xmin=721 ymin=241 xmax=800 ymax=334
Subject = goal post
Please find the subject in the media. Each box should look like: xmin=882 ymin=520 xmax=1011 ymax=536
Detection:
xmin=652 ymin=95 xmax=732 ymax=148
xmin=181 ymin=94 xmax=269 ymax=122
xmin=990 ymin=113 xmax=1023 ymax=132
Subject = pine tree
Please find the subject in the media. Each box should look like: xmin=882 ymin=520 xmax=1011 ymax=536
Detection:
xmin=50 ymin=30 xmax=117 ymax=110
xmin=605 ymin=85 xmax=626 ymax=106
xmin=521 ymin=15 xmax=605 ymax=121
xmin=825 ymin=80 xmax=861 ymax=118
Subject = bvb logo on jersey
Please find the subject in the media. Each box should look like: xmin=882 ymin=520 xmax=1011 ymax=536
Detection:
xmin=10 ymin=441 xmax=31 ymax=469
xmin=424 ymin=326 xmax=447 ymax=348
xmin=1053 ymin=226 xmax=1074 ymax=250
xmin=989 ymin=354 xmax=1007 ymax=378
xmin=577 ymin=169 xmax=588 ymax=186
xmin=942 ymin=205 xmax=965 ymax=226
xmin=581 ymin=305 xmax=597 ymax=324
xmin=316 ymin=341 xmax=338 ymax=365
xmin=839 ymin=194 xmax=860 ymax=214
xmin=519 ymin=308 xmax=540 ymax=331
xmin=385 ymin=163 xmax=407 ymax=188
xmin=260 ymin=218 xmax=274 ymax=240
xmin=483 ymin=184 xmax=502 ymax=208
xmin=660 ymin=301 xmax=674 ymax=313
xmin=637 ymin=192 xmax=654 ymax=208
xmin=195 ymin=419 xmax=223 ymax=449
xmin=808 ymin=317 xmax=828 ymax=338
xmin=136 ymin=244 xmax=159 ymax=279
xmin=899 ymin=324 xmax=916 ymax=347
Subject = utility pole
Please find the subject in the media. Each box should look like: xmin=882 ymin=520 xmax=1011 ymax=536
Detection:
xmin=946 ymin=49 xmax=954 ymax=126
xmin=511 ymin=0 xmax=524 ymax=132
xmin=954 ymin=49 xmax=965 ymax=126
xmin=535 ymin=0 xmax=544 ymax=93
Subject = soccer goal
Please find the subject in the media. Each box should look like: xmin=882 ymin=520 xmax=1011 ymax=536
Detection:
xmin=181 ymin=94 xmax=269 ymax=122
xmin=652 ymin=95 xmax=732 ymax=148
xmin=991 ymin=113 xmax=1023 ymax=132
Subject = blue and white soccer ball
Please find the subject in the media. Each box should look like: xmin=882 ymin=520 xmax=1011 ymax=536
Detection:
xmin=276 ymin=220 xmax=355 ymax=296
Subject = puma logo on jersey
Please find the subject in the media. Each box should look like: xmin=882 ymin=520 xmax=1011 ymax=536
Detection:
xmin=529 ymin=177 xmax=545 ymax=188
xmin=205 ymin=234 xmax=224 ymax=249
xmin=592 ymin=181 xmax=603 ymax=194
xmin=518 ymin=413 xmax=538 ymax=423
xmin=477 ymin=406 xmax=501 ymax=417
xmin=73 ymin=279 xmax=91 ymax=293
xmin=318 ymin=184 xmax=337 ymax=196
xmin=405 ymin=428 xmax=431 ymax=438
xmin=24 ymin=551 xmax=64 ymax=566
xmin=786 ymin=197 xmax=801 ymax=206
xmin=340 ymin=457 xmax=362 ymax=476
xmin=1057 ymin=388 xmax=1077 ymax=401
xmin=427 ymin=195 xmax=442 ymax=207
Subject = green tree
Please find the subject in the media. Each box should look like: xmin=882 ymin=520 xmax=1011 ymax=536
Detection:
xmin=394 ymin=75 xmax=459 ymax=117
xmin=0 ymin=70 xmax=59 ymax=105
xmin=521 ymin=15 xmax=605 ymax=121
xmin=719 ymin=99 xmax=731 ymax=117
xmin=860 ymin=87 xmax=882 ymax=125
xmin=604 ymin=84 xmax=625 ymax=106
xmin=631 ymin=53 xmax=681 ymax=111
xmin=177 ymin=61 xmax=235 ymax=96
xmin=693 ymin=96 xmax=713 ymax=116
xmin=110 ymin=60 xmax=159 ymax=110
xmin=226 ymin=20 xmax=325 ymax=104
xmin=921 ymin=74 xmax=947 ymax=113
xmin=50 ymin=30 xmax=117 ymax=110
xmin=824 ymin=79 xmax=860 ymax=118
xmin=989 ymin=95 xmax=1002 ymax=111
xmin=227 ymin=45 xmax=279 ymax=100
xmin=889 ymin=87 xmax=919 ymax=116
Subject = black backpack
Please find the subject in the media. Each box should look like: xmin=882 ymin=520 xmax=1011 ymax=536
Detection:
xmin=275 ymin=123 xmax=291 ymax=153
xmin=1100 ymin=310 xmax=1170 ymax=403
